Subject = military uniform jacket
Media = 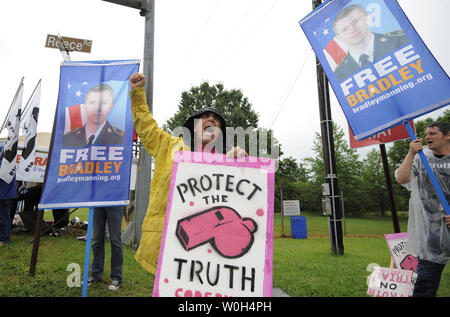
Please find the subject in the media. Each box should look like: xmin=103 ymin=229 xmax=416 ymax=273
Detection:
xmin=334 ymin=32 xmax=409 ymax=81
xmin=62 ymin=121 xmax=124 ymax=147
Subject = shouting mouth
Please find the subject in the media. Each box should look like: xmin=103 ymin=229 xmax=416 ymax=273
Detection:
xmin=203 ymin=125 xmax=217 ymax=139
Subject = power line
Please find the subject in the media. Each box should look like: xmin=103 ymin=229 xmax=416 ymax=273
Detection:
xmin=183 ymin=0 xmax=222 ymax=63
xmin=167 ymin=0 xmax=261 ymax=118
xmin=216 ymin=0 xmax=260 ymax=51
xmin=210 ymin=0 xmax=281 ymax=78
xmin=238 ymin=0 xmax=280 ymax=46
xmin=165 ymin=0 xmax=222 ymax=118
xmin=204 ymin=0 xmax=259 ymax=69
xmin=267 ymin=47 xmax=313 ymax=130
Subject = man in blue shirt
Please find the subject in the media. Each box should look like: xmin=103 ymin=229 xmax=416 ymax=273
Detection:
xmin=0 ymin=145 xmax=17 ymax=246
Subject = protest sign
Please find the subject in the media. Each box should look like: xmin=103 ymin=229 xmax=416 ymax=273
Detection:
xmin=384 ymin=233 xmax=418 ymax=272
xmin=385 ymin=232 xmax=418 ymax=296
xmin=349 ymin=120 xmax=414 ymax=149
xmin=39 ymin=60 xmax=140 ymax=209
xmin=299 ymin=0 xmax=450 ymax=141
xmin=367 ymin=266 xmax=413 ymax=297
xmin=153 ymin=152 xmax=275 ymax=297
xmin=16 ymin=150 xmax=47 ymax=183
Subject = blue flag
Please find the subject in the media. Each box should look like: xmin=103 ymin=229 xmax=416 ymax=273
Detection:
xmin=39 ymin=60 xmax=140 ymax=209
xmin=299 ymin=0 xmax=450 ymax=140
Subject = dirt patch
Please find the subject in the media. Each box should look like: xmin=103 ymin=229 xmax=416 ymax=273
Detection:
xmin=63 ymin=226 xmax=87 ymax=237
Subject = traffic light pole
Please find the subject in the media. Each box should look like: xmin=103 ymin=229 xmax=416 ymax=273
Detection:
xmin=102 ymin=0 xmax=155 ymax=246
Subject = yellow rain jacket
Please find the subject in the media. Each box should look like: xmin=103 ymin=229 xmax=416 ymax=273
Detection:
xmin=130 ymin=87 xmax=188 ymax=275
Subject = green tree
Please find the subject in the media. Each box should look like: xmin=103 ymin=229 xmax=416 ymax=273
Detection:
xmin=360 ymin=149 xmax=390 ymax=216
xmin=274 ymin=157 xmax=311 ymax=213
xmin=164 ymin=82 xmax=258 ymax=132
xmin=305 ymin=123 xmax=364 ymax=216
xmin=163 ymin=81 xmax=281 ymax=159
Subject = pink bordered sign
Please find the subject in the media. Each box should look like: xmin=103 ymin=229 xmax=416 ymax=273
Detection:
xmin=367 ymin=267 xmax=413 ymax=297
xmin=384 ymin=233 xmax=418 ymax=273
xmin=153 ymin=151 xmax=275 ymax=297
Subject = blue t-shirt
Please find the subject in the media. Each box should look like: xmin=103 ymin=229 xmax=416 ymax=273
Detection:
xmin=0 ymin=145 xmax=17 ymax=200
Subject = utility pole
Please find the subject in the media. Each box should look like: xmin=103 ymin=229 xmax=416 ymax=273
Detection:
xmin=312 ymin=0 xmax=344 ymax=255
xmin=102 ymin=0 xmax=155 ymax=246
xmin=379 ymin=144 xmax=401 ymax=233
xmin=135 ymin=0 xmax=155 ymax=246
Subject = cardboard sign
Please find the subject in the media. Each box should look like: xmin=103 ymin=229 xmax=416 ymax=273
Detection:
xmin=384 ymin=233 xmax=418 ymax=272
xmin=385 ymin=232 xmax=418 ymax=296
xmin=153 ymin=152 xmax=275 ymax=297
xmin=367 ymin=267 xmax=413 ymax=297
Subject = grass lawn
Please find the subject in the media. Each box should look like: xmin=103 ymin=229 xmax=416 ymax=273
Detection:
xmin=0 ymin=210 xmax=448 ymax=297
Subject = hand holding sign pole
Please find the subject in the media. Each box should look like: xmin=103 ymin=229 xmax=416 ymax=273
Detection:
xmin=403 ymin=120 xmax=450 ymax=215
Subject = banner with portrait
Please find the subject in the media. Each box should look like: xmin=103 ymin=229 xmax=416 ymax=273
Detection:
xmin=153 ymin=152 xmax=275 ymax=297
xmin=299 ymin=0 xmax=450 ymax=140
xmin=39 ymin=60 xmax=140 ymax=209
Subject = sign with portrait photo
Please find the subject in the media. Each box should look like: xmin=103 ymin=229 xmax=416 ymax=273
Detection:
xmin=153 ymin=152 xmax=275 ymax=297
xmin=39 ymin=60 xmax=140 ymax=209
xmin=299 ymin=0 xmax=450 ymax=140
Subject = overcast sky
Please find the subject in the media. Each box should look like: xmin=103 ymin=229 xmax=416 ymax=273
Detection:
xmin=0 ymin=0 xmax=448 ymax=162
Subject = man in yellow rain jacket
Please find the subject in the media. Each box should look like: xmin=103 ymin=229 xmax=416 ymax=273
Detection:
xmin=129 ymin=73 xmax=246 ymax=275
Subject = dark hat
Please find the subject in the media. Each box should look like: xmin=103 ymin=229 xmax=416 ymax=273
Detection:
xmin=183 ymin=106 xmax=227 ymax=153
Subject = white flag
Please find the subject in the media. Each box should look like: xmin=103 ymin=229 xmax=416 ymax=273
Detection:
xmin=0 ymin=79 xmax=24 ymax=183
xmin=17 ymin=80 xmax=41 ymax=181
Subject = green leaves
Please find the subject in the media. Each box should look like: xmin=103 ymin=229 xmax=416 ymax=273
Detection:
xmin=165 ymin=81 xmax=259 ymax=132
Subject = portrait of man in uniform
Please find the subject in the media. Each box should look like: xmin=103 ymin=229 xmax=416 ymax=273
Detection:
xmin=63 ymin=83 xmax=124 ymax=147
xmin=332 ymin=4 xmax=409 ymax=81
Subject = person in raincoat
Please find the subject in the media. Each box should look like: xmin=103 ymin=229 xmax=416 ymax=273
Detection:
xmin=396 ymin=121 xmax=450 ymax=297
xmin=129 ymin=73 xmax=246 ymax=275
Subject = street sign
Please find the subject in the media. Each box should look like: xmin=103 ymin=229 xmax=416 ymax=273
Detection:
xmin=45 ymin=34 xmax=92 ymax=53
xmin=283 ymin=200 xmax=301 ymax=216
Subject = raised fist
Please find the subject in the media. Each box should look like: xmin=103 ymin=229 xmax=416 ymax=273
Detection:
xmin=130 ymin=73 xmax=146 ymax=89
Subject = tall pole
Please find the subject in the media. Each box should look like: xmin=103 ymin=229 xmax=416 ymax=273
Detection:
xmin=102 ymin=0 xmax=155 ymax=247
xmin=281 ymin=189 xmax=284 ymax=236
xmin=135 ymin=0 xmax=155 ymax=246
xmin=379 ymin=144 xmax=401 ymax=233
xmin=29 ymin=208 xmax=44 ymax=276
xmin=312 ymin=0 xmax=344 ymax=255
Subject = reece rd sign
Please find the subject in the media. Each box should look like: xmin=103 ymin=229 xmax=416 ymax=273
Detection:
xmin=45 ymin=34 xmax=92 ymax=53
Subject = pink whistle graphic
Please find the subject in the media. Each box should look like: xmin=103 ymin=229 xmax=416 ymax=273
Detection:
xmin=400 ymin=254 xmax=418 ymax=273
xmin=176 ymin=206 xmax=258 ymax=259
